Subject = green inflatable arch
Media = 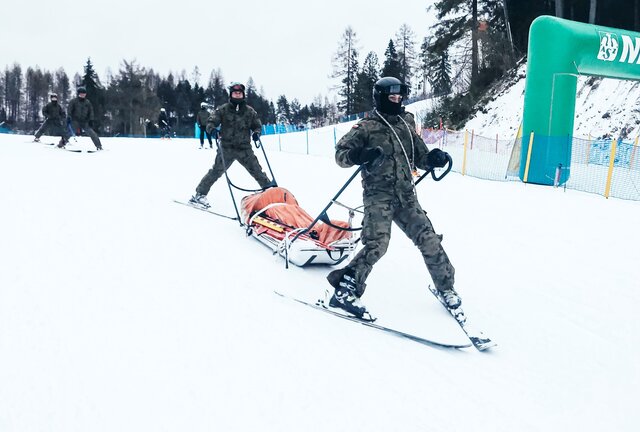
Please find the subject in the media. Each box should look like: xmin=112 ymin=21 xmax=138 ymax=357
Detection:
xmin=522 ymin=15 xmax=640 ymax=184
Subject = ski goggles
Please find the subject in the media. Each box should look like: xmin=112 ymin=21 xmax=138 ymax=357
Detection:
xmin=383 ymin=84 xmax=408 ymax=96
xmin=230 ymin=84 xmax=245 ymax=92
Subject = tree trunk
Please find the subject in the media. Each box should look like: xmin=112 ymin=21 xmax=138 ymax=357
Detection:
xmin=471 ymin=0 xmax=479 ymax=84
xmin=501 ymin=0 xmax=515 ymax=61
xmin=589 ymin=0 xmax=597 ymax=23
xmin=555 ymin=0 xmax=564 ymax=18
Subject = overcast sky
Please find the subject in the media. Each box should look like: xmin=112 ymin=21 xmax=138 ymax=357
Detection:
xmin=3 ymin=0 xmax=436 ymax=105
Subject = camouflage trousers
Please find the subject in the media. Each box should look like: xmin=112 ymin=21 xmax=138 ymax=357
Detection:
xmin=196 ymin=147 xmax=271 ymax=195
xmin=327 ymin=196 xmax=455 ymax=297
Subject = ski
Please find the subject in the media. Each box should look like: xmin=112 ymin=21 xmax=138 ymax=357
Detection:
xmin=428 ymin=285 xmax=496 ymax=351
xmin=274 ymin=291 xmax=472 ymax=350
xmin=63 ymin=148 xmax=99 ymax=153
xmin=172 ymin=199 xmax=238 ymax=221
xmin=40 ymin=142 xmax=98 ymax=153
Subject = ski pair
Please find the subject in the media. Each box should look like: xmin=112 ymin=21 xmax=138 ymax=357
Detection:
xmin=274 ymin=291 xmax=472 ymax=350
xmin=325 ymin=283 xmax=495 ymax=351
xmin=276 ymin=286 xmax=495 ymax=351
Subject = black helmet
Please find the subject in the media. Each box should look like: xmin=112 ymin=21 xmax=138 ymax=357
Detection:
xmin=228 ymin=82 xmax=245 ymax=104
xmin=49 ymin=93 xmax=58 ymax=99
xmin=373 ymin=77 xmax=408 ymax=115
xmin=77 ymin=86 xmax=87 ymax=95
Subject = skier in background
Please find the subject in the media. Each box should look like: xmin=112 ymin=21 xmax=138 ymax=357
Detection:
xmin=34 ymin=93 xmax=70 ymax=148
xmin=158 ymin=108 xmax=171 ymax=139
xmin=68 ymin=86 xmax=103 ymax=150
xmin=196 ymin=102 xmax=213 ymax=149
xmin=326 ymin=77 xmax=457 ymax=320
xmin=189 ymin=82 xmax=274 ymax=208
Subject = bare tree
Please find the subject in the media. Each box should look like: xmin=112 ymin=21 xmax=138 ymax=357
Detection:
xmin=394 ymin=24 xmax=417 ymax=91
xmin=331 ymin=26 xmax=360 ymax=114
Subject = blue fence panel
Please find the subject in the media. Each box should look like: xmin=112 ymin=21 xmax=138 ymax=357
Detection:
xmin=589 ymin=139 xmax=634 ymax=168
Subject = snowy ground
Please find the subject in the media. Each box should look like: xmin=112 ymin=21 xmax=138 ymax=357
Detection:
xmin=1 ymin=133 xmax=639 ymax=432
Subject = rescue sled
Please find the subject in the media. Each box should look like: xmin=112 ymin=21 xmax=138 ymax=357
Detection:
xmin=240 ymin=186 xmax=359 ymax=267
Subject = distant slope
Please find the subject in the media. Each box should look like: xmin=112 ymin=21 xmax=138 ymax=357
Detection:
xmin=454 ymin=62 xmax=640 ymax=141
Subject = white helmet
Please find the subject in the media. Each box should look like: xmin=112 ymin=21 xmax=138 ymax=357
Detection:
xmin=160 ymin=108 xmax=166 ymax=112
xmin=200 ymin=102 xmax=207 ymax=108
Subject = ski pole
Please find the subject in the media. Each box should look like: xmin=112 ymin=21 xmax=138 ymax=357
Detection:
xmin=255 ymin=137 xmax=278 ymax=187
xmin=215 ymin=137 xmax=243 ymax=226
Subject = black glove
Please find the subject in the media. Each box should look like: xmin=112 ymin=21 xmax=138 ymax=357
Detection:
xmin=426 ymin=148 xmax=449 ymax=168
xmin=252 ymin=131 xmax=261 ymax=142
xmin=348 ymin=146 xmax=383 ymax=165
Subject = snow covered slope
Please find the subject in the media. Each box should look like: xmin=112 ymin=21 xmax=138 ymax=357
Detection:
xmin=1 ymin=134 xmax=639 ymax=432
xmin=459 ymin=63 xmax=640 ymax=142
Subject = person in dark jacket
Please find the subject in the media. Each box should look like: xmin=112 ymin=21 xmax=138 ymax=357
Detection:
xmin=68 ymin=86 xmax=103 ymax=150
xmin=158 ymin=108 xmax=171 ymax=138
xmin=196 ymin=102 xmax=213 ymax=148
xmin=325 ymin=77 xmax=458 ymax=320
xmin=189 ymin=82 xmax=274 ymax=208
xmin=34 ymin=93 xmax=70 ymax=148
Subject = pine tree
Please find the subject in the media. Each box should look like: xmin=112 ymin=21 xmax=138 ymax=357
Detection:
xmin=428 ymin=0 xmax=479 ymax=91
xmin=381 ymin=40 xmax=402 ymax=79
xmin=394 ymin=24 xmax=417 ymax=91
xmin=420 ymin=36 xmax=452 ymax=97
xmin=276 ymin=95 xmax=291 ymax=123
xmin=332 ymin=26 xmax=360 ymax=115
xmin=353 ymin=52 xmax=379 ymax=113
xmin=245 ymin=77 xmax=275 ymax=124
xmin=54 ymin=69 xmax=70 ymax=105
xmin=290 ymin=98 xmax=302 ymax=124
xmin=208 ymin=68 xmax=227 ymax=108
xmin=79 ymin=58 xmax=106 ymax=132
xmin=107 ymin=60 xmax=160 ymax=136
xmin=3 ymin=64 xmax=22 ymax=124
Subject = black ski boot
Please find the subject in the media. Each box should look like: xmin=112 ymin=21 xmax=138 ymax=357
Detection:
xmin=327 ymin=269 xmax=373 ymax=320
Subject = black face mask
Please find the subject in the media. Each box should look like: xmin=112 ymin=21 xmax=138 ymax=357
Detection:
xmin=230 ymin=95 xmax=245 ymax=106
xmin=378 ymin=96 xmax=403 ymax=115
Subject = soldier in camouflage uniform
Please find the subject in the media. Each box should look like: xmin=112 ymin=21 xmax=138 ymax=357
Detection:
xmin=34 ymin=93 xmax=70 ymax=148
xmin=196 ymin=102 xmax=213 ymax=149
xmin=68 ymin=87 xmax=103 ymax=150
xmin=189 ymin=82 xmax=273 ymax=208
xmin=326 ymin=77 xmax=458 ymax=319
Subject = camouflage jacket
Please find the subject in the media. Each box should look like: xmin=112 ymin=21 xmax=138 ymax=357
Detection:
xmin=42 ymin=101 xmax=65 ymax=121
xmin=68 ymin=98 xmax=94 ymax=123
xmin=206 ymin=101 xmax=261 ymax=149
xmin=335 ymin=109 xmax=432 ymax=205
xmin=196 ymin=108 xmax=210 ymax=127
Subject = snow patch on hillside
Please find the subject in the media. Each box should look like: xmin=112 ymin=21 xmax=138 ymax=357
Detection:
xmin=439 ymin=62 xmax=640 ymax=142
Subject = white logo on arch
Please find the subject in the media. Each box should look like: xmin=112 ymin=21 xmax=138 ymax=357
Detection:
xmin=597 ymin=31 xmax=619 ymax=61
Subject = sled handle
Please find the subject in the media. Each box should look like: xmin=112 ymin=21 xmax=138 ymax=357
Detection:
xmin=415 ymin=153 xmax=453 ymax=186
xmin=291 ymin=165 xmax=364 ymax=244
